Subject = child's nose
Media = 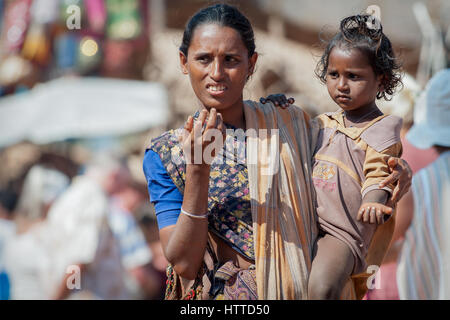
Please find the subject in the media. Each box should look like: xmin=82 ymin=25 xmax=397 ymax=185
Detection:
xmin=337 ymin=77 xmax=349 ymax=91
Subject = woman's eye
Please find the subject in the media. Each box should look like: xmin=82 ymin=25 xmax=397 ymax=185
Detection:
xmin=328 ymin=72 xmax=338 ymax=78
xmin=225 ymin=56 xmax=238 ymax=63
xmin=197 ymin=56 xmax=210 ymax=63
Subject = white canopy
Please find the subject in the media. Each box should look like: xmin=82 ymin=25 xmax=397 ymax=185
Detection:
xmin=0 ymin=77 xmax=169 ymax=148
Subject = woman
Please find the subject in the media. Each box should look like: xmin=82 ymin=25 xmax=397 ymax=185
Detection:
xmin=143 ymin=4 xmax=411 ymax=300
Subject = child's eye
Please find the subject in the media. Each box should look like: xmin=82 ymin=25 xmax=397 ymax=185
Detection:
xmin=348 ymin=73 xmax=359 ymax=80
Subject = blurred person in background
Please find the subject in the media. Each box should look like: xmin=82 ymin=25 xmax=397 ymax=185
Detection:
xmin=3 ymin=165 xmax=70 ymax=299
xmin=364 ymin=74 xmax=440 ymax=300
xmin=44 ymin=154 xmax=129 ymax=299
xmin=396 ymin=69 xmax=450 ymax=299
xmin=134 ymin=202 xmax=169 ymax=299
xmin=107 ymin=178 xmax=163 ymax=299
xmin=0 ymin=189 xmax=18 ymax=300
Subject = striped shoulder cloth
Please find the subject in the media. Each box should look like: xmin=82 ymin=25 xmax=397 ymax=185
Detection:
xmin=243 ymin=100 xmax=317 ymax=299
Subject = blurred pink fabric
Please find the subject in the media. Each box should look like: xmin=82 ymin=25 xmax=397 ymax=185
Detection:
xmin=365 ymin=262 xmax=399 ymax=300
xmin=85 ymin=0 xmax=107 ymax=33
xmin=400 ymin=137 xmax=439 ymax=175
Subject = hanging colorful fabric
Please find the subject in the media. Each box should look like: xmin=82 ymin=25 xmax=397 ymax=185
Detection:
xmin=0 ymin=1 xmax=5 ymax=32
xmin=85 ymin=0 xmax=107 ymax=34
xmin=105 ymin=0 xmax=142 ymax=40
xmin=77 ymin=35 xmax=102 ymax=74
xmin=29 ymin=0 xmax=59 ymax=25
xmin=0 ymin=0 xmax=33 ymax=54
xmin=21 ymin=23 xmax=51 ymax=66
xmin=54 ymin=33 xmax=78 ymax=70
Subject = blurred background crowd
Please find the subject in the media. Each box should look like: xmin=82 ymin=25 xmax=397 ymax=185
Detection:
xmin=0 ymin=0 xmax=449 ymax=300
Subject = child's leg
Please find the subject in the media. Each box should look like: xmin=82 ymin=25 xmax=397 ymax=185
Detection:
xmin=308 ymin=234 xmax=355 ymax=300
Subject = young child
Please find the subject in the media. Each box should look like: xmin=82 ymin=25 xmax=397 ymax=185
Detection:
xmin=262 ymin=14 xmax=403 ymax=299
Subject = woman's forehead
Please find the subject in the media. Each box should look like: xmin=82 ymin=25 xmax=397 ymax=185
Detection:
xmin=188 ymin=23 xmax=247 ymax=54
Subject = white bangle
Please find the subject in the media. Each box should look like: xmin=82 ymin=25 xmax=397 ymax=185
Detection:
xmin=180 ymin=207 xmax=208 ymax=219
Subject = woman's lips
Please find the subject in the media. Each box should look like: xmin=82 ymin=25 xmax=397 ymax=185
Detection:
xmin=206 ymin=84 xmax=227 ymax=96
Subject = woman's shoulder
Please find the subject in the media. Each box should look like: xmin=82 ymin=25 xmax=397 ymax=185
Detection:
xmin=146 ymin=128 xmax=180 ymax=153
xmin=144 ymin=128 xmax=185 ymax=190
xmin=245 ymin=99 xmax=310 ymax=123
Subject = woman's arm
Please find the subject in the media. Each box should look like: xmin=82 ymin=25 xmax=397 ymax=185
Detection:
xmin=158 ymin=109 xmax=224 ymax=280
xmin=159 ymin=165 xmax=210 ymax=280
xmin=144 ymin=150 xmax=209 ymax=280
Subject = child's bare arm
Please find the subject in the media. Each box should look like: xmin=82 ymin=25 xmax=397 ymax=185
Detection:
xmin=363 ymin=189 xmax=389 ymax=204
xmin=357 ymin=189 xmax=393 ymax=224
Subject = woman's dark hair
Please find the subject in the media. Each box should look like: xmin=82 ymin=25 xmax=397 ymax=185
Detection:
xmin=315 ymin=14 xmax=402 ymax=100
xmin=179 ymin=3 xmax=255 ymax=57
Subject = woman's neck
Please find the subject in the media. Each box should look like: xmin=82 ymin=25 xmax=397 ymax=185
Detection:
xmin=201 ymin=100 xmax=246 ymax=130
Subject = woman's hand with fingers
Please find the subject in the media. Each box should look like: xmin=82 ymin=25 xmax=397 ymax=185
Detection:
xmin=379 ymin=157 xmax=412 ymax=203
xmin=260 ymin=94 xmax=295 ymax=109
xmin=177 ymin=108 xmax=225 ymax=168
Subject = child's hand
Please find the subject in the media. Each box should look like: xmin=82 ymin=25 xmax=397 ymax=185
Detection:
xmin=260 ymin=94 xmax=295 ymax=109
xmin=356 ymin=202 xmax=393 ymax=225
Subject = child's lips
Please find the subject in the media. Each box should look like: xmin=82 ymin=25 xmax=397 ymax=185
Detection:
xmin=336 ymin=95 xmax=351 ymax=102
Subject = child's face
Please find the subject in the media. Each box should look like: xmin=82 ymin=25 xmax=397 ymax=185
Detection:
xmin=326 ymin=46 xmax=381 ymax=111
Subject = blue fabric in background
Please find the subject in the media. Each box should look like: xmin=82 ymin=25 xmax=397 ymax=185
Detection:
xmin=0 ymin=271 xmax=10 ymax=300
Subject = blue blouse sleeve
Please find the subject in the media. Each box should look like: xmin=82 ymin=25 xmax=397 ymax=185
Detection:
xmin=143 ymin=149 xmax=183 ymax=230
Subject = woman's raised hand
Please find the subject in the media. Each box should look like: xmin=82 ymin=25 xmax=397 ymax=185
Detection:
xmin=177 ymin=108 xmax=225 ymax=167
xmin=260 ymin=94 xmax=295 ymax=109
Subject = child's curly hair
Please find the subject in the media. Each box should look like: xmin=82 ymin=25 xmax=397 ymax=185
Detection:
xmin=315 ymin=14 xmax=403 ymax=101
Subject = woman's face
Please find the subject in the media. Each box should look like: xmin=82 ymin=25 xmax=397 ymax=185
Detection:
xmin=180 ymin=23 xmax=257 ymax=112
